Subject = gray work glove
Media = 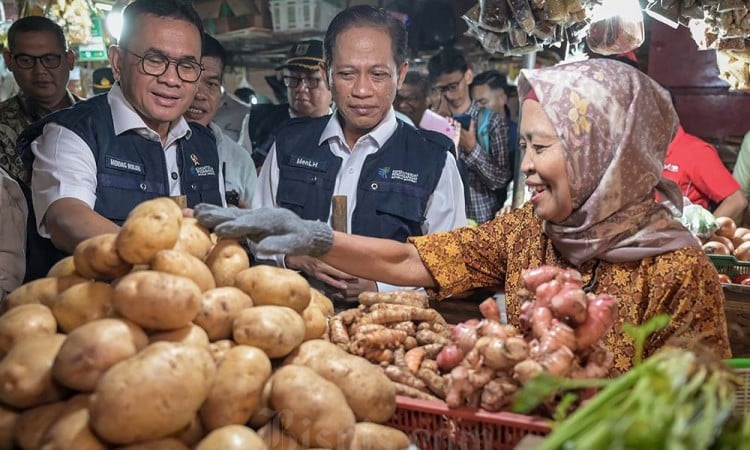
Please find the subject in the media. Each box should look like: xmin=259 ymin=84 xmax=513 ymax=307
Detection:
xmin=193 ymin=204 xmax=334 ymax=257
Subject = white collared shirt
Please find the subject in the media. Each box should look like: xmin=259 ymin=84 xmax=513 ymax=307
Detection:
xmin=31 ymin=83 xmax=225 ymax=237
xmin=210 ymin=122 xmax=256 ymax=205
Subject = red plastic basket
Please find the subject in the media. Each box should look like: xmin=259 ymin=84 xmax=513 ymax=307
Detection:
xmin=386 ymin=396 xmax=551 ymax=449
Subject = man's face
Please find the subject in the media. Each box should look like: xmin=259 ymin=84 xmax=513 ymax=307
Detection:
xmin=3 ymin=30 xmax=74 ymax=106
xmin=433 ymin=69 xmax=472 ymax=111
xmin=394 ymin=83 xmax=427 ymax=126
xmin=184 ymin=55 xmax=222 ymax=127
xmin=329 ymin=25 xmax=407 ymax=141
xmin=111 ymin=15 xmax=202 ymax=136
xmin=471 ymin=83 xmax=507 ymax=116
xmin=284 ymin=67 xmax=331 ymax=117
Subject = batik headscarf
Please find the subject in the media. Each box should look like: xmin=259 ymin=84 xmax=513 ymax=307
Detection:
xmin=517 ymin=59 xmax=698 ymax=266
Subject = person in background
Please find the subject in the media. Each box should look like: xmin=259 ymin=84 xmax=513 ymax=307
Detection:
xmin=732 ymin=130 xmax=750 ymax=226
xmin=428 ymin=47 xmax=511 ymax=224
xmin=662 ymin=125 xmax=747 ymax=224
xmin=195 ymin=58 xmax=731 ymax=375
xmin=248 ymin=39 xmax=332 ymax=169
xmin=251 ymin=5 xmax=465 ymax=303
xmin=394 ymin=71 xmax=430 ymax=126
xmin=184 ymin=35 xmax=256 ymax=208
xmin=20 ymin=0 xmax=224 ymax=277
xmin=0 ymin=166 xmax=27 ymax=301
xmin=0 ymin=16 xmax=78 ymax=183
xmin=212 ymin=87 xmax=253 ymax=155
xmin=92 ymin=67 xmax=115 ymax=95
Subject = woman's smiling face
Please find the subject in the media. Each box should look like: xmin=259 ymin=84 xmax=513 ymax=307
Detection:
xmin=519 ymin=99 xmax=573 ymax=224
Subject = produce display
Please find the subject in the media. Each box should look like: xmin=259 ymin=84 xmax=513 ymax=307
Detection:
xmin=0 ymin=197 xmax=408 ymax=450
xmin=693 ymin=215 xmax=750 ymax=284
xmin=326 ymin=267 xmax=617 ymax=413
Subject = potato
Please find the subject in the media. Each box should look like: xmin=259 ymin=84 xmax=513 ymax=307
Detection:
xmin=234 ymin=266 xmax=310 ymax=312
xmin=115 ymin=438 xmax=188 ymax=450
xmin=0 ymin=334 xmax=67 ymax=408
xmin=269 ymin=365 xmax=355 ymax=449
xmin=51 ymin=281 xmax=113 ymax=333
xmin=173 ymin=217 xmax=214 ymax=260
xmin=89 ymin=342 xmax=215 ymax=445
xmin=233 ymin=306 xmax=305 ymax=358
xmin=14 ymin=401 xmax=67 ymax=450
xmin=149 ymin=323 xmax=210 ymax=348
xmin=170 ymin=415 xmax=204 ymax=448
xmin=151 ymin=249 xmax=216 ymax=292
xmin=208 ymin=339 xmax=235 ymax=364
xmin=53 ymin=318 xmax=148 ymax=392
xmin=248 ymin=380 xmax=274 ymax=429
xmin=0 ymin=303 xmax=56 ymax=357
xmin=195 ymin=425 xmax=267 ymax=450
xmin=47 ymin=256 xmax=77 ymax=277
xmin=73 ymin=233 xmax=133 ymax=279
xmin=350 ymin=423 xmax=410 ymax=450
xmin=205 ymin=239 xmax=249 ymax=286
xmin=40 ymin=395 xmax=107 ymax=450
xmin=116 ymin=197 xmax=183 ymax=264
xmin=257 ymin=422 xmax=303 ymax=450
xmin=309 ymin=288 xmax=334 ymax=316
xmin=112 ymin=271 xmax=202 ymax=330
xmin=5 ymin=275 xmax=88 ymax=311
xmin=200 ymin=345 xmax=272 ymax=430
xmin=0 ymin=406 xmax=18 ymax=450
xmin=194 ymin=287 xmax=253 ymax=341
xmin=301 ymin=304 xmax=327 ymax=341
xmin=285 ymin=340 xmax=396 ymax=423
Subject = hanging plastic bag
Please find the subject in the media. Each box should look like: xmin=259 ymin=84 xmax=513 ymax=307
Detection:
xmin=586 ymin=0 xmax=645 ymax=56
xmin=479 ymin=0 xmax=510 ymax=32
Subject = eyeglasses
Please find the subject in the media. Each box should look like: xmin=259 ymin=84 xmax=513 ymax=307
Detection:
xmin=11 ymin=53 xmax=63 ymax=69
xmin=433 ymin=80 xmax=462 ymax=94
xmin=282 ymin=75 xmax=322 ymax=89
xmin=121 ymin=48 xmax=203 ymax=83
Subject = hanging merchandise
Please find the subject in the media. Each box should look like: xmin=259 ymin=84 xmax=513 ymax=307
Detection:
xmin=586 ymin=0 xmax=645 ymax=55
xmin=21 ymin=0 xmax=98 ymax=46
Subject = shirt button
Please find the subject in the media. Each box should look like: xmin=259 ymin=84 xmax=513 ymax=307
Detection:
xmin=348 ymin=168 xmax=354 ymax=174
xmin=311 ymin=176 xmax=318 ymax=182
xmin=191 ymin=183 xmax=198 ymax=190
xmin=371 ymin=183 xmax=378 ymax=190
xmin=171 ymin=172 xmax=178 ymax=180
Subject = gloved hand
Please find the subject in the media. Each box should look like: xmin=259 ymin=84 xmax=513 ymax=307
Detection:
xmin=193 ymin=204 xmax=333 ymax=256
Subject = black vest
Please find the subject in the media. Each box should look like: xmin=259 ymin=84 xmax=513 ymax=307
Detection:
xmin=274 ymin=116 xmax=451 ymax=242
xmin=16 ymin=94 xmax=223 ymax=280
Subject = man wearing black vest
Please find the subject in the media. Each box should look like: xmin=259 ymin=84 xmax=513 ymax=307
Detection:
xmin=22 ymin=0 xmax=224 ymax=262
xmin=252 ymin=5 xmax=466 ymax=302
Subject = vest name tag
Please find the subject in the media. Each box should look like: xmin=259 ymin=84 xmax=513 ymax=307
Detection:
xmin=193 ymin=165 xmax=216 ymax=177
xmin=106 ymin=155 xmax=144 ymax=174
xmin=290 ymin=155 xmax=328 ymax=171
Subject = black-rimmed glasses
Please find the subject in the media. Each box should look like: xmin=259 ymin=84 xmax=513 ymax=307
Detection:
xmin=434 ymin=80 xmax=461 ymax=94
xmin=282 ymin=75 xmax=322 ymax=89
xmin=11 ymin=53 xmax=63 ymax=69
xmin=121 ymin=48 xmax=203 ymax=83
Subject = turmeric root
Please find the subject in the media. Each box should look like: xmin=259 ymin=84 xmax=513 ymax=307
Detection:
xmin=384 ymin=365 xmax=428 ymax=391
xmin=403 ymin=335 xmax=418 ymax=350
xmin=391 ymin=321 xmax=416 ymax=336
xmin=393 ymin=347 xmax=406 ymax=368
xmin=422 ymin=343 xmax=445 ymax=359
xmin=416 ymin=329 xmax=452 ymax=346
xmin=404 ymin=347 xmax=426 ymax=374
xmin=420 ymin=358 xmax=439 ymax=372
xmin=358 ymin=290 xmax=429 ymax=308
xmin=329 ymin=316 xmax=350 ymax=349
xmin=480 ymin=375 xmax=519 ymax=412
xmin=392 ymin=382 xmax=442 ymax=402
xmin=363 ymin=348 xmax=394 ymax=365
xmin=417 ymin=367 xmax=448 ymax=398
xmin=361 ymin=307 xmax=414 ymax=325
xmin=354 ymin=328 xmax=408 ymax=349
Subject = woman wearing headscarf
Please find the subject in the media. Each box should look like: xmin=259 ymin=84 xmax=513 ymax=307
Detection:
xmin=195 ymin=59 xmax=731 ymax=374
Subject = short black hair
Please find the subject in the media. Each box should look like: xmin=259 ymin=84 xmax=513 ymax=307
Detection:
xmin=8 ymin=16 xmax=67 ymax=52
xmin=403 ymin=71 xmax=430 ymax=97
xmin=202 ymin=34 xmax=226 ymax=75
xmin=470 ymin=70 xmax=510 ymax=94
xmin=119 ymin=0 xmax=204 ymax=53
xmin=427 ymin=47 xmax=468 ymax=82
xmin=324 ymin=5 xmax=407 ymax=69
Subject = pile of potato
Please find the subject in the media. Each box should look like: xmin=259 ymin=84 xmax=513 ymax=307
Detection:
xmin=0 ymin=198 xmax=409 ymax=450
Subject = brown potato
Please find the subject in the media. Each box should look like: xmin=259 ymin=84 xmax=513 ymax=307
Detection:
xmin=194 ymin=287 xmax=253 ymax=341
xmin=151 ymin=249 xmax=216 ymax=292
xmin=5 ymin=275 xmax=88 ymax=311
xmin=285 ymin=340 xmax=396 ymax=423
xmin=112 ymin=271 xmax=202 ymax=330
xmin=51 ymin=281 xmax=113 ymax=333
xmin=14 ymin=401 xmax=67 ymax=450
xmin=89 ymin=342 xmax=215 ymax=445
xmin=200 ymin=345 xmax=272 ymax=430
xmin=73 ymin=233 xmax=133 ymax=280
xmin=248 ymin=380 xmax=274 ymax=429
xmin=233 ymin=306 xmax=305 ymax=358
xmin=301 ymin=304 xmax=327 ymax=341
xmin=269 ymin=365 xmax=355 ymax=449
xmin=234 ymin=266 xmax=310 ymax=312
xmin=170 ymin=415 xmax=204 ymax=448
xmin=0 ymin=334 xmax=67 ymax=408
xmin=115 ymin=438 xmax=189 ymax=450
xmin=208 ymin=339 xmax=236 ymax=364
xmin=0 ymin=406 xmax=18 ymax=450
xmin=173 ymin=217 xmax=213 ymax=261
xmin=40 ymin=395 xmax=107 ymax=450
xmin=350 ymin=423 xmax=411 ymax=450
xmin=195 ymin=425 xmax=267 ymax=450
xmin=116 ymin=197 xmax=183 ymax=264
xmin=47 ymin=256 xmax=77 ymax=277
xmin=149 ymin=323 xmax=210 ymax=348
xmin=257 ymin=422 xmax=303 ymax=450
xmin=0 ymin=303 xmax=56 ymax=357
xmin=53 ymin=318 xmax=148 ymax=392
xmin=205 ymin=239 xmax=249 ymax=286
xmin=309 ymin=288 xmax=334 ymax=316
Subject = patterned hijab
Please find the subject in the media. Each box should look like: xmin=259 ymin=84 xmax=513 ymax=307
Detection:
xmin=517 ymin=59 xmax=698 ymax=266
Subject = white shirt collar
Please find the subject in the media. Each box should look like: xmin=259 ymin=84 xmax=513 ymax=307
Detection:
xmin=319 ymin=107 xmax=397 ymax=149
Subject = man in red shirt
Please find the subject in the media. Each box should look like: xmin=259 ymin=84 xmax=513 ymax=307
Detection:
xmin=663 ymin=125 xmax=747 ymax=223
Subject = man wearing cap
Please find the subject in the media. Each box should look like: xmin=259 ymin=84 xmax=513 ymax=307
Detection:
xmin=92 ymin=67 xmax=115 ymax=95
xmin=248 ymin=38 xmax=332 ymax=169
